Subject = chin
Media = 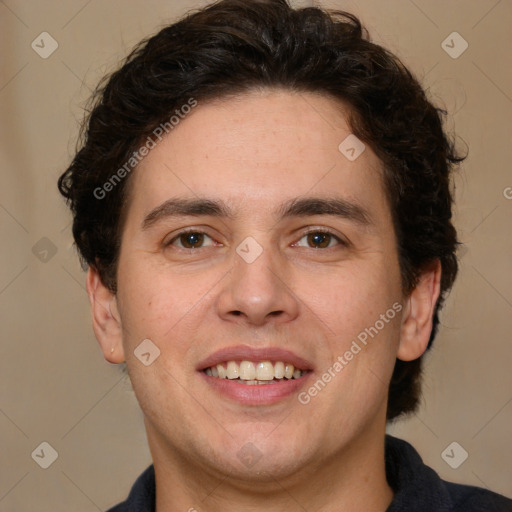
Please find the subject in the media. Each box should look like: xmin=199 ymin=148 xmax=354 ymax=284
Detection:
xmin=201 ymin=429 xmax=314 ymax=482
xmin=215 ymin=449 xmax=310 ymax=484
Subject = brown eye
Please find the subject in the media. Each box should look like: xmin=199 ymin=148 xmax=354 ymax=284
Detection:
xmin=293 ymin=229 xmax=347 ymax=250
xmin=306 ymin=232 xmax=332 ymax=248
xmin=179 ymin=232 xmax=204 ymax=248
xmin=167 ymin=231 xmax=216 ymax=249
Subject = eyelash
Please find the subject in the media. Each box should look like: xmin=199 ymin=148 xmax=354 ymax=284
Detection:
xmin=165 ymin=227 xmax=347 ymax=250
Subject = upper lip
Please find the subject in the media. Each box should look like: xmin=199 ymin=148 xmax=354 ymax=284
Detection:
xmin=197 ymin=345 xmax=314 ymax=371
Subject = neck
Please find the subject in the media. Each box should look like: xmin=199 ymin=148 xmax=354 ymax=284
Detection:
xmin=148 ymin=419 xmax=393 ymax=512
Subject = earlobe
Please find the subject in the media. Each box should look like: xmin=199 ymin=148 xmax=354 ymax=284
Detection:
xmin=86 ymin=267 xmax=125 ymax=363
xmin=397 ymin=260 xmax=442 ymax=362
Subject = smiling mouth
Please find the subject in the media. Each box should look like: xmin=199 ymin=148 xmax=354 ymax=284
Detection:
xmin=203 ymin=360 xmax=309 ymax=384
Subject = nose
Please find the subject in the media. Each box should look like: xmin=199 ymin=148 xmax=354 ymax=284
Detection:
xmin=216 ymin=240 xmax=300 ymax=327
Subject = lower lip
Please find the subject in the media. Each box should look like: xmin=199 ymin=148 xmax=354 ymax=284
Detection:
xmin=199 ymin=372 xmax=312 ymax=405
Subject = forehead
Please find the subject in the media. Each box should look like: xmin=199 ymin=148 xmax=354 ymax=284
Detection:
xmin=126 ymin=90 xmax=389 ymax=223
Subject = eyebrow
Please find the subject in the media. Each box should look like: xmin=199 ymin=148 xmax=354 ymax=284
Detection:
xmin=277 ymin=197 xmax=371 ymax=225
xmin=142 ymin=198 xmax=234 ymax=230
xmin=141 ymin=196 xmax=372 ymax=230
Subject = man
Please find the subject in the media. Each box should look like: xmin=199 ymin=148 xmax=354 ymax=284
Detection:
xmin=58 ymin=0 xmax=512 ymax=510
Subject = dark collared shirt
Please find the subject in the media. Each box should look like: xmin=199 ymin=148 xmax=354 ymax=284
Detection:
xmin=107 ymin=435 xmax=512 ymax=511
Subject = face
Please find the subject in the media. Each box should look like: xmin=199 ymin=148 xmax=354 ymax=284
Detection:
xmin=91 ymin=90 xmax=433 ymax=483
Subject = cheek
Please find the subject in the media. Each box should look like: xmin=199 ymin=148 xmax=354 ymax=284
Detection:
xmin=297 ymin=257 xmax=403 ymax=404
xmin=300 ymin=259 xmax=401 ymax=330
xmin=116 ymin=255 xmax=222 ymax=345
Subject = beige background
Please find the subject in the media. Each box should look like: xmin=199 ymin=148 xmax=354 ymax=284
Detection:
xmin=1 ymin=0 xmax=511 ymax=510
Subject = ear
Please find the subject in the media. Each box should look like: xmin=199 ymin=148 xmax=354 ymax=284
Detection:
xmin=397 ymin=260 xmax=442 ymax=361
xmin=86 ymin=267 xmax=125 ymax=363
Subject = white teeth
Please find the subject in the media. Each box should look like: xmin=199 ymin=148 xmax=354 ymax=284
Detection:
xmin=274 ymin=361 xmax=285 ymax=379
xmin=239 ymin=361 xmax=256 ymax=380
xmin=284 ymin=364 xmax=294 ymax=379
xmin=256 ymin=361 xmax=274 ymax=380
xmin=204 ymin=360 xmax=306 ymax=380
xmin=226 ymin=361 xmax=240 ymax=379
xmin=240 ymin=380 xmax=279 ymax=385
xmin=216 ymin=364 xmax=226 ymax=378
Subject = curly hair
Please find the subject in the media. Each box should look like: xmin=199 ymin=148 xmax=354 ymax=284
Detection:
xmin=58 ymin=0 xmax=465 ymax=421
